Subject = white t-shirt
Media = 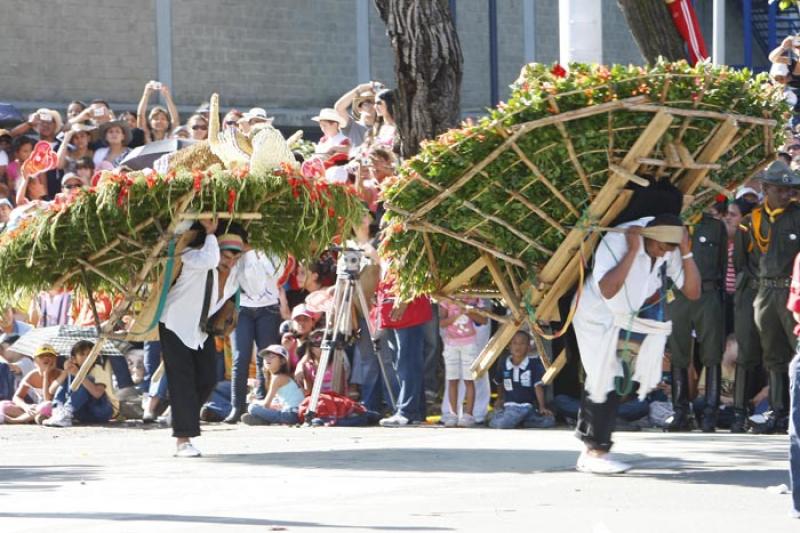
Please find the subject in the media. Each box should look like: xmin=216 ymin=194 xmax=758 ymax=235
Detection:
xmin=0 ymin=150 xmax=8 ymax=166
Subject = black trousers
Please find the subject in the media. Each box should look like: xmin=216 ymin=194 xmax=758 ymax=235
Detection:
xmin=159 ymin=324 xmax=217 ymax=438
xmin=575 ymin=390 xmax=620 ymax=453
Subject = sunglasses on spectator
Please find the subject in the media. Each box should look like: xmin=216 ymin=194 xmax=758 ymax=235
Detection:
xmin=192 ymin=124 xmax=208 ymax=131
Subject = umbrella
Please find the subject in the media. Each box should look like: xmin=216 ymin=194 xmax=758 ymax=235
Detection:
xmin=0 ymin=103 xmax=23 ymax=123
xmin=119 ymin=138 xmax=196 ymax=170
xmin=10 ymin=325 xmax=124 ymax=358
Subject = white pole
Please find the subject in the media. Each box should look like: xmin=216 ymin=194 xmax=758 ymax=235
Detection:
xmin=558 ymin=0 xmax=603 ymax=65
xmin=712 ymin=0 xmax=726 ymax=66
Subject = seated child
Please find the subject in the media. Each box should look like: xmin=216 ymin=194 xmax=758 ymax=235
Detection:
xmin=294 ymin=329 xmax=349 ymax=395
xmin=44 ymin=340 xmax=119 ymax=427
xmin=0 ymin=344 xmax=61 ymax=424
xmin=489 ymin=331 xmax=555 ymax=429
xmin=243 ymin=345 xmax=305 ymax=425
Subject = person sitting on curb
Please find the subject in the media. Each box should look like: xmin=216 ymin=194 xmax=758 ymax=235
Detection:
xmin=489 ymin=331 xmax=555 ymax=430
xmin=44 ymin=340 xmax=119 ymax=427
xmin=242 ymin=345 xmax=305 ymax=426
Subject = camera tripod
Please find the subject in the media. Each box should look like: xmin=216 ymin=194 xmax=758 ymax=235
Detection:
xmin=304 ymin=248 xmax=396 ymax=423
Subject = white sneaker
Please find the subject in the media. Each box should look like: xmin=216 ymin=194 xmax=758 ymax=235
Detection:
xmin=441 ymin=413 xmax=458 ymax=428
xmin=576 ymin=450 xmax=631 ymax=474
xmin=379 ymin=413 xmax=409 ymax=427
xmin=174 ymin=442 xmax=202 ymax=458
xmin=43 ymin=406 xmax=73 ymax=428
xmin=457 ymin=414 xmax=476 ymax=427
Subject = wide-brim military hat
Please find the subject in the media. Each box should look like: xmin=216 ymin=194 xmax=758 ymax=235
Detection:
xmin=759 ymin=160 xmax=800 ymax=187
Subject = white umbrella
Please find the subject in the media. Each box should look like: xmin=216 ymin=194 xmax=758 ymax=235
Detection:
xmin=11 ymin=325 xmax=124 ymax=358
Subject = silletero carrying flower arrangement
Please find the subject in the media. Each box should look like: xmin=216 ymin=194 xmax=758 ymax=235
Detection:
xmin=381 ymin=59 xmax=785 ymax=305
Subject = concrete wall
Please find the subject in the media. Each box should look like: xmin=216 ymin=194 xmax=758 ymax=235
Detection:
xmin=0 ymin=0 xmax=756 ymax=127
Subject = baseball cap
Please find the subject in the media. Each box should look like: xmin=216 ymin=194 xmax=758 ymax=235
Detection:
xmin=259 ymin=344 xmax=289 ymax=359
xmin=291 ymin=303 xmax=319 ymax=321
xmin=34 ymin=344 xmax=59 ymax=358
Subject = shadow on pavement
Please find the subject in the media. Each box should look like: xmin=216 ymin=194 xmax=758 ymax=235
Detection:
xmin=0 ymin=511 xmax=451 ymax=530
xmin=208 ymin=448 xmax=580 ymax=473
xmin=0 ymin=465 xmax=101 ymax=494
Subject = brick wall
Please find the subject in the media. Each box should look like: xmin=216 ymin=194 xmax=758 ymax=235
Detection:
xmin=0 ymin=0 xmax=758 ymax=126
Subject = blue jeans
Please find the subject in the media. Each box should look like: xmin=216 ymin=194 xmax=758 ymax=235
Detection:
xmin=204 ymin=381 xmax=233 ymax=419
xmin=139 ymin=341 xmax=161 ymax=392
xmin=421 ymin=304 xmax=440 ymax=396
xmin=552 ymin=394 xmax=649 ymax=422
xmin=230 ymin=305 xmax=281 ymax=410
xmin=247 ymin=403 xmax=299 ymax=424
xmin=789 ymin=349 xmax=800 ymax=512
xmin=107 ymin=356 xmax=134 ymax=389
xmin=490 ymin=403 xmax=555 ymax=429
xmin=54 ymin=376 xmax=114 ymax=423
xmin=353 ymin=317 xmax=398 ymax=413
xmin=388 ymin=323 xmax=426 ymax=421
xmin=0 ymin=363 xmax=15 ymax=401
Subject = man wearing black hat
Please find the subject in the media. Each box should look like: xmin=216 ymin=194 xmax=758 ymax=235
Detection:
xmin=737 ymin=160 xmax=800 ymax=434
xmin=664 ymin=207 xmax=728 ymax=432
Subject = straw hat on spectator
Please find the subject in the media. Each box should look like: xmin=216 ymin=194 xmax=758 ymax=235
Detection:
xmin=98 ymin=119 xmax=133 ymax=146
xmin=242 ymin=107 xmax=274 ymax=125
xmin=68 ymin=122 xmax=99 ymax=142
xmin=311 ymin=108 xmax=347 ymax=128
xmin=61 ymin=172 xmax=86 ymax=188
xmin=0 ymin=128 xmax=11 ymax=140
xmin=34 ymin=108 xmax=63 ymax=131
xmin=352 ymin=90 xmax=375 ymax=120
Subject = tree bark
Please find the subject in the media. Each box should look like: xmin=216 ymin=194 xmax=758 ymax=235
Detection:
xmin=374 ymin=0 xmax=463 ymax=158
xmin=617 ymin=0 xmax=687 ymax=64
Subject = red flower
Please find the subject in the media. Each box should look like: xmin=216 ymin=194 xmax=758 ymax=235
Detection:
xmin=146 ymin=174 xmax=156 ymax=189
xmin=192 ymin=170 xmax=203 ymax=191
xmin=551 ymin=64 xmax=567 ymax=78
xmin=227 ymin=189 xmax=237 ymax=213
xmin=715 ymin=193 xmax=728 ymax=203
xmin=327 ymin=207 xmax=336 ymax=218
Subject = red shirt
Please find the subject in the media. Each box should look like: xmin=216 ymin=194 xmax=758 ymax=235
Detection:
xmin=374 ymin=278 xmax=432 ymax=330
xmin=787 ymin=252 xmax=800 ymax=336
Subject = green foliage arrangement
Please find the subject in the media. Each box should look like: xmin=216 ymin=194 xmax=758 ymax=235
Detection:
xmin=381 ymin=60 xmax=787 ymax=299
xmin=0 ymin=163 xmax=365 ymax=302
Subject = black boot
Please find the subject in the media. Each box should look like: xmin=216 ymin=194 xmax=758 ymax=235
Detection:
xmin=665 ymin=367 xmax=692 ymax=432
xmin=730 ymin=365 xmax=750 ymax=434
xmin=701 ymin=365 xmax=721 ymax=433
xmin=223 ymin=406 xmax=243 ymax=424
xmin=753 ymin=369 xmax=789 ymax=434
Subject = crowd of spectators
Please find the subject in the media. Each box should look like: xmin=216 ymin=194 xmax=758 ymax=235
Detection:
xmin=0 ymin=66 xmax=786 ymax=439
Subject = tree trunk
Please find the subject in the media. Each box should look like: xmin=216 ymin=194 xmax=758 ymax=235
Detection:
xmin=374 ymin=0 xmax=463 ymax=158
xmin=617 ymin=0 xmax=687 ymax=64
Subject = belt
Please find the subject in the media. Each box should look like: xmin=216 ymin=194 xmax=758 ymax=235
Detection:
xmin=747 ymin=279 xmax=760 ymax=290
xmin=701 ymin=280 xmax=720 ymax=292
xmin=759 ymin=277 xmax=791 ymax=289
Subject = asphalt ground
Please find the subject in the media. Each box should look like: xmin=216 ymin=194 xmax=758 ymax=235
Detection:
xmin=0 ymin=423 xmax=796 ymax=532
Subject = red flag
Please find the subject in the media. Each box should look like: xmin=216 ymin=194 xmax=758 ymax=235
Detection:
xmin=665 ymin=0 xmax=709 ymax=65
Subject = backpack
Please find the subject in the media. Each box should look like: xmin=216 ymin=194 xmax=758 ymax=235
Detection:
xmin=297 ymin=391 xmax=366 ymax=423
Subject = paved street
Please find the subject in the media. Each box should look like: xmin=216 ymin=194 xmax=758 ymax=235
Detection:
xmin=0 ymin=423 xmax=796 ymax=532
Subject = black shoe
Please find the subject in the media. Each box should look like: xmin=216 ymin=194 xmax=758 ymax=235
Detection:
xmin=223 ymin=407 xmax=242 ymax=424
xmin=665 ymin=367 xmax=692 ymax=432
xmin=200 ymin=406 xmax=225 ymax=423
xmin=701 ymin=365 xmax=721 ymax=433
xmin=750 ymin=411 xmax=788 ymax=434
xmin=729 ymin=409 xmax=747 ymax=433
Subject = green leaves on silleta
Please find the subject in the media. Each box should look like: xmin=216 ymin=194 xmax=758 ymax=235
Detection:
xmin=0 ymin=165 xmax=365 ymax=304
xmin=381 ymin=60 xmax=787 ymax=299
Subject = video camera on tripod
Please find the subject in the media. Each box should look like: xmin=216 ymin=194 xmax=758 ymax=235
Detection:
xmin=302 ymin=246 xmax=395 ymax=424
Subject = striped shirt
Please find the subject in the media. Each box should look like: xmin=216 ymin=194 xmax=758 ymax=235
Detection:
xmin=725 ymin=240 xmax=736 ymax=294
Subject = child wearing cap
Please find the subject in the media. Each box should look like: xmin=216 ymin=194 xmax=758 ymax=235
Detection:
xmin=44 ymin=340 xmax=118 ymax=427
xmin=242 ymin=345 xmax=305 ymax=425
xmin=0 ymin=344 xmax=61 ymax=424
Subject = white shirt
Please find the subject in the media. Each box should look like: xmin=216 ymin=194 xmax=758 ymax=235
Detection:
xmin=0 ymin=150 xmax=8 ymax=166
xmin=160 ymin=235 xmax=269 ymax=348
xmin=239 ymin=252 xmax=283 ymax=308
xmin=573 ymin=217 xmax=684 ymax=402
